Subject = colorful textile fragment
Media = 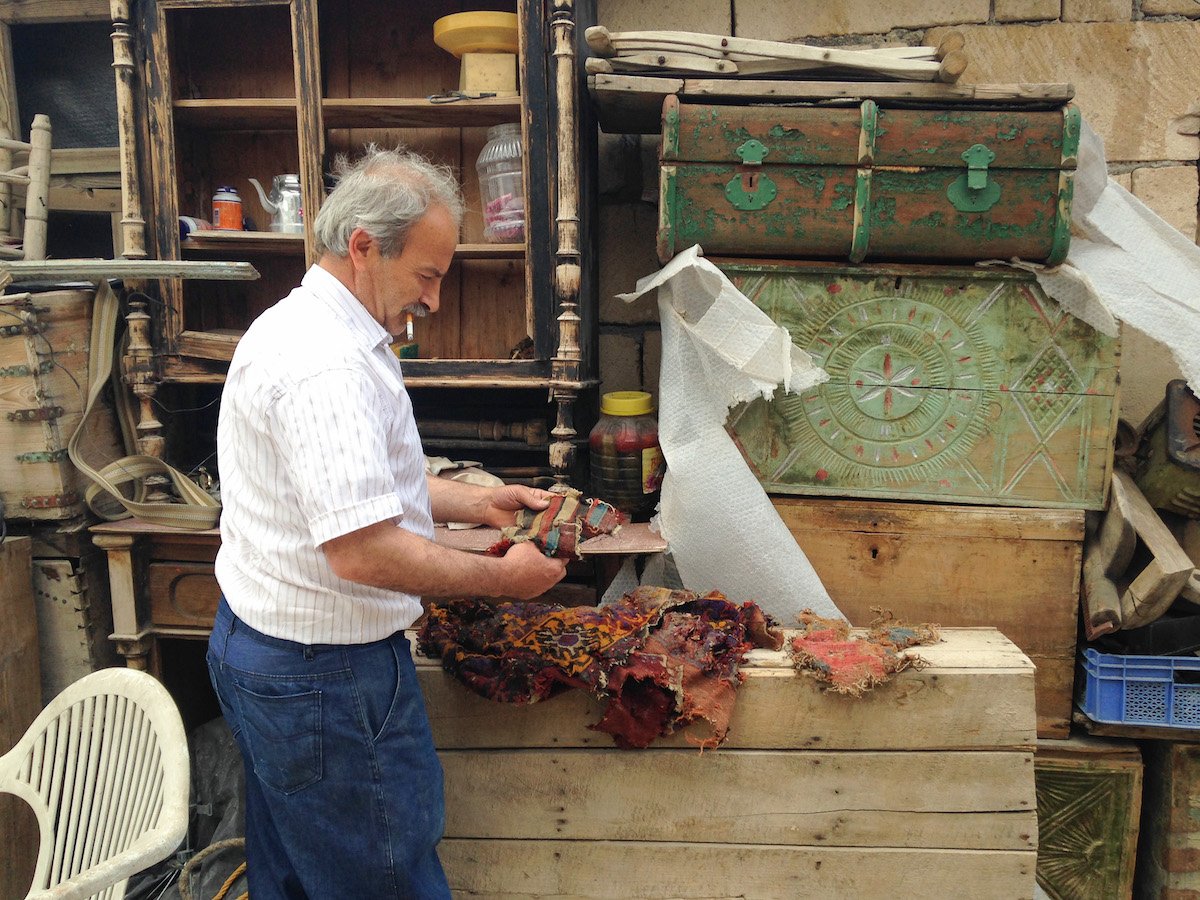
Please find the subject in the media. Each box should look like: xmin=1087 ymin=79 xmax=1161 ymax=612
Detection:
xmin=418 ymin=586 xmax=782 ymax=749
xmin=789 ymin=608 xmax=941 ymax=697
xmin=486 ymin=488 xmax=625 ymax=559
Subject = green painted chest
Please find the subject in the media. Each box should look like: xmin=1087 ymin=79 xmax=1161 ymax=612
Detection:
xmin=723 ymin=262 xmax=1120 ymax=509
xmin=658 ymin=97 xmax=1080 ymax=266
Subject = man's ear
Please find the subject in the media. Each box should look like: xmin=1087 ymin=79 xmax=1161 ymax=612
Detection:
xmin=347 ymin=227 xmax=374 ymax=270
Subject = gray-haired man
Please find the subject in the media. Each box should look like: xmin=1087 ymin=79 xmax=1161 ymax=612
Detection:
xmin=208 ymin=147 xmax=566 ymax=898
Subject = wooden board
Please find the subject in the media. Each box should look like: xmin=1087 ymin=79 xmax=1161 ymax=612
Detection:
xmin=442 ymin=749 xmax=1036 ymax=851
xmin=419 ymin=627 xmax=1036 ymax=751
xmin=589 ymin=72 xmax=1076 ymax=134
xmin=0 ymin=537 xmax=39 ymax=900
xmin=724 ymin=264 xmax=1119 ymax=511
xmin=1137 ymin=742 xmax=1200 ymax=896
xmin=772 ymin=496 xmax=1082 ymax=739
xmin=1034 ymin=737 xmax=1141 ymax=900
xmin=439 ymin=840 xmax=1036 ymax=900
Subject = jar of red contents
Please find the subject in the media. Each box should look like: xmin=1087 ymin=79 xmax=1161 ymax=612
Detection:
xmin=589 ymin=390 xmax=665 ymax=522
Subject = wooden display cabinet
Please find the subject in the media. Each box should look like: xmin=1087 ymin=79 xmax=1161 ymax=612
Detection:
xmin=126 ymin=0 xmax=597 ymax=480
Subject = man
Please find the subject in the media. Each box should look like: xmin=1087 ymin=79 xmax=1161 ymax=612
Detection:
xmin=207 ymin=147 xmax=567 ymax=899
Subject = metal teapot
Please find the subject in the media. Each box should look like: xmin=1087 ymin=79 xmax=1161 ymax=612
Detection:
xmin=248 ymin=174 xmax=303 ymax=233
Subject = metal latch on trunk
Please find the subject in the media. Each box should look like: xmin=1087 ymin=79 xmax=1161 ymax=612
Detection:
xmin=947 ymin=143 xmax=1001 ymax=212
xmin=725 ymin=139 xmax=778 ymax=211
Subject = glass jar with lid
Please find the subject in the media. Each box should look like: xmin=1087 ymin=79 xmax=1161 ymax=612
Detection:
xmin=475 ymin=122 xmax=525 ymax=243
xmin=589 ymin=390 xmax=665 ymax=522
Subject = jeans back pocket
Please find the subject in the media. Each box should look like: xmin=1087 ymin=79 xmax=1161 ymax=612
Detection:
xmin=233 ymin=684 xmax=323 ymax=794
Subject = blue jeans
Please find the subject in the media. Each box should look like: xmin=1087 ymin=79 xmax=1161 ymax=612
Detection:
xmin=207 ymin=597 xmax=450 ymax=899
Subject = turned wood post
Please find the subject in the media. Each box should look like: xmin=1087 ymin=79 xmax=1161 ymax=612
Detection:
xmin=123 ymin=297 xmax=171 ymax=502
xmin=0 ymin=23 xmax=17 ymax=240
xmin=110 ymin=0 xmax=148 ymax=259
xmin=549 ymin=0 xmax=582 ymax=489
xmin=21 ymin=114 xmax=50 ymax=260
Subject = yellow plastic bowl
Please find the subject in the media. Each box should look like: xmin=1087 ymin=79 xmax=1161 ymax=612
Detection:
xmin=433 ymin=11 xmax=519 ymax=58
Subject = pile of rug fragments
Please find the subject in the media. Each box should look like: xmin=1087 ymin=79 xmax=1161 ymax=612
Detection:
xmin=418 ymin=586 xmax=782 ymax=749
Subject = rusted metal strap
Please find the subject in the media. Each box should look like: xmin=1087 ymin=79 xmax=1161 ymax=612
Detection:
xmin=7 ymin=405 xmax=64 ymax=422
xmin=16 ymin=448 xmax=69 ymax=463
xmin=21 ymin=491 xmax=79 ymax=509
xmin=0 ymin=359 xmax=54 ymax=378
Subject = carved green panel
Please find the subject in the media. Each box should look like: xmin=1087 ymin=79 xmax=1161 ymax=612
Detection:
xmin=723 ymin=264 xmax=1120 ymax=509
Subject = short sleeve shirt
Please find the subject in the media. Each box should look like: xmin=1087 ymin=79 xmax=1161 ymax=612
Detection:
xmin=215 ymin=264 xmax=433 ymax=644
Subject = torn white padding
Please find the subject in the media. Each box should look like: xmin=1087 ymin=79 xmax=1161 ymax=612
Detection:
xmin=618 ymin=246 xmax=842 ymax=621
xmin=1028 ymin=120 xmax=1200 ymax=394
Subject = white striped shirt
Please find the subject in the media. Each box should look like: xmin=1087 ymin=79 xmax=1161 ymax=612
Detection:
xmin=215 ymin=264 xmax=432 ymax=644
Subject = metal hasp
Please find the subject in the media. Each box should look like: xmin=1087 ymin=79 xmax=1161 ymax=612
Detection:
xmin=947 ymin=143 xmax=1001 ymax=212
xmin=725 ymin=139 xmax=777 ymax=211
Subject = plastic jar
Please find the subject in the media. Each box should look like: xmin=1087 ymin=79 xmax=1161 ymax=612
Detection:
xmin=211 ymin=186 xmax=243 ymax=231
xmin=475 ymin=122 xmax=525 ymax=243
xmin=589 ymin=390 xmax=665 ymax=522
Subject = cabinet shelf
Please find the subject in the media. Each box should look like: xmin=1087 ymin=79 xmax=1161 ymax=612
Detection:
xmin=322 ymin=97 xmax=522 ymax=129
xmin=172 ymin=96 xmax=523 ymax=130
xmin=173 ymin=98 xmax=298 ymax=128
xmin=182 ymin=230 xmax=306 ymax=254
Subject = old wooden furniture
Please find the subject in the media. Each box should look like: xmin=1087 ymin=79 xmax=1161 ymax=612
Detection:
xmin=118 ymin=0 xmax=597 ymax=483
xmin=723 ymin=261 xmax=1120 ymax=509
xmin=657 ymin=96 xmax=1079 ymax=265
xmin=426 ymin=627 xmax=1038 ymax=897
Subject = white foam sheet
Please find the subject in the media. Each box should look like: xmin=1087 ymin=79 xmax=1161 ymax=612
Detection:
xmin=1027 ymin=120 xmax=1200 ymax=393
xmin=617 ymin=246 xmax=843 ymax=621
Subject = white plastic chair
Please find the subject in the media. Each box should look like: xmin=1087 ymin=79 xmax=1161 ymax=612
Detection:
xmin=0 ymin=667 xmax=190 ymax=900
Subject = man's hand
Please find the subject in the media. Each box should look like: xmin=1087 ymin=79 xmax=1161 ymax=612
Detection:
xmin=498 ymin=539 xmax=568 ymax=599
xmin=480 ymin=484 xmax=557 ymax=529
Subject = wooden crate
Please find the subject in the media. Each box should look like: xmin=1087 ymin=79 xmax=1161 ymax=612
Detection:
xmin=419 ymin=627 xmax=1038 ymax=899
xmin=773 ymin=496 xmax=1083 ymax=739
xmin=1034 ymin=737 xmax=1142 ymax=900
xmin=0 ymin=537 xmax=40 ymax=900
xmin=723 ymin=262 xmax=1120 ymax=510
xmin=1136 ymin=741 xmax=1200 ymax=898
xmin=0 ymin=288 xmax=123 ymax=520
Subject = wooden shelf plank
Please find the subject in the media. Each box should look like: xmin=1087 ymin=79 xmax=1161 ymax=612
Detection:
xmin=455 ymin=242 xmax=524 ymax=259
xmin=182 ymin=230 xmax=306 ymax=255
xmin=173 ymin=98 xmax=298 ymax=129
xmin=322 ymin=97 xmax=522 ymax=129
xmin=0 ymin=259 xmax=259 ymax=282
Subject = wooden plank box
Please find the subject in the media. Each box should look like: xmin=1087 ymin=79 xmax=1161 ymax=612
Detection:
xmin=658 ymin=96 xmax=1079 ymax=265
xmin=724 ymin=262 xmax=1120 ymax=510
xmin=1034 ymin=737 xmax=1142 ymax=900
xmin=419 ymin=627 xmax=1039 ymax=899
xmin=773 ymin=496 xmax=1083 ymax=740
xmin=1136 ymin=741 xmax=1200 ymax=899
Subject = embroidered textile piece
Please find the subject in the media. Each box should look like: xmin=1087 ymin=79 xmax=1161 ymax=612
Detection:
xmin=486 ymin=488 xmax=625 ymax=559
xmin=418 ymin=586 xmax=782 ymax=749
xmin=789 ymin=608 xmax=941 ymax=697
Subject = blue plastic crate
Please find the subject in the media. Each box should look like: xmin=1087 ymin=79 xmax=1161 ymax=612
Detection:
xmin=1081 ymin=648 xmax=1200 ymax=729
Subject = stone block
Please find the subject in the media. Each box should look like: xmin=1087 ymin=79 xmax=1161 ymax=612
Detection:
xmin=596 ymin=0 xmax=729 ymax=34
xmin=599 ymin=330 xmax=642 ymax=395
xmin=1120 ymin=326 xmax=1184 ymax=430
xmin=1143 ymin=0 xmax=1200 ymax=15
xmin=927 ymin=23 xmax=1200 ymax=162
xmin=994 ymin=0 xmax=1060 ymax=22
xmin=1131 ymin=165 xmax=1199 ymax=240
xmin=1111 ymin=172 xmax=1132 ymax=189
xmin=642 ymin=327 xmax=661 ymax=400
xmin=599 ymin=202 xmax=663 ymax=326
xmin=1061 ymin=0 xmax=1132 ymax=22
xmin=736 ymin=0 xmax=987 ymax=40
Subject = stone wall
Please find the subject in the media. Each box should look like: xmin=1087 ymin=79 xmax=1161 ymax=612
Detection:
xmin=593 ymin=0 xmax=1199 ymax=427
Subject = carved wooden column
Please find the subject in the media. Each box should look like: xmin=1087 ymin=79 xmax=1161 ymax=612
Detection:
xmin=548 ymin=0 xmax=582 ymax=488
xmin=110 ymin=0 xmax=148 ymax=259
xmin=122 ymin=297 xmax=172 ymax=501
xmin=92 ymin=532 xmax=153 ymax=671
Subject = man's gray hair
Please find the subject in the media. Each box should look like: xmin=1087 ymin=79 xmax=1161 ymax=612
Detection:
xmin=313 ymin=145 xmax=464 ymax=258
